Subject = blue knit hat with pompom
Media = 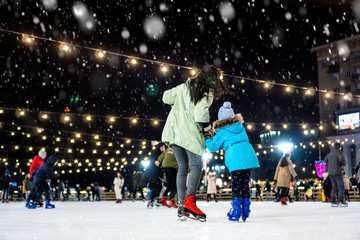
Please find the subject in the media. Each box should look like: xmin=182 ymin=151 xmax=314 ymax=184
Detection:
xmin=218 ymin=102 xmax=235 ymax=120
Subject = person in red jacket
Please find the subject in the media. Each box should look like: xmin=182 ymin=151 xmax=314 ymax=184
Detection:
xmin=25 ymin=150 xmax=47 ymax=207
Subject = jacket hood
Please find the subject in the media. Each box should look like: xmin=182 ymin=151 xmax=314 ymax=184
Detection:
xmin=47 ymin=156 xmax=57 ymax=166
xmin=213 ymin=114 xmax=244 ymax=131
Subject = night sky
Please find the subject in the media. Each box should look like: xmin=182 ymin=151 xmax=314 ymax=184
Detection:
xmin=0 ymin=0 xmax=358 ymax=187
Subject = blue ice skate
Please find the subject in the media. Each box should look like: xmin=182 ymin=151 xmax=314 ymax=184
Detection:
xmin=27 ymin=201 xmax=37 ymax=209
xmin=227 ymin=198 xmax=242 ymax=221
xmin=241 ymin=198 xmax=251 ymax=222
xmin=45 ymin=200 xmax=55 ymax=209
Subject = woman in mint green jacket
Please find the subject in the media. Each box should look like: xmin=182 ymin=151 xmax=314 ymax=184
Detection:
xmin=161 ymin=65 xmax=230 ymax=221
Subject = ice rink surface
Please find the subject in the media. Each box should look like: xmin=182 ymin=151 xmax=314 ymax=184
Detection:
xmin=0 ymin=201 xmax=359 ymax=240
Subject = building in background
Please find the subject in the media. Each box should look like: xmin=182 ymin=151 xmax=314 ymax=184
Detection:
xmin=312 ymin=35 xmax=360 ymax=176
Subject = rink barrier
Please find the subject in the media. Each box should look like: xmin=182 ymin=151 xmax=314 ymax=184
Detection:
xmin=2 ymin=187 xmax=359 ymax=202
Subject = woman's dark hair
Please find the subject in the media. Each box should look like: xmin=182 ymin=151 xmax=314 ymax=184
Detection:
xmin=188 ymin=65 xmax=231 ymax=105
xmin=157 ymin=142 xmax=166 ymax=151
xmin=116 ymin=171 xmax=123 ymax=179
xmin=157 ymin=142 xmax=166 ymax=148
xmin=280 ymin=153 xmax=290 ymax=167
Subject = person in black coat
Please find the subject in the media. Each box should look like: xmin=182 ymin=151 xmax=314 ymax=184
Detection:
xmin=27 ymin=156 xmax=59 ymax=209
xmin=322 ymin=175 xmax=332 ymax=202
xmin=141 ymin=142 xmax=166 ymax=207
xmin=1 ymin=169 xmax=11 ymax=203
xmin=264 ymin=179 xmax=272 ymax=201
xmin=324 ymin=143 xmax=347 ymax=206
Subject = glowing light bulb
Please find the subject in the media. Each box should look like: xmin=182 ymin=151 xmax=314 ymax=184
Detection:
xmin=109 ymin=117 xmax=115 ymax=122
xmin=86 ymin=116 xmax=92 ymax=121
xmin=264 ymin=83 xmax=270 ymax=88
xmin=246 ymin=125 xmax=253 ymax=130
xmin=190 ymin=69 xmax=197 ymax=76
xmin=161 ymin=65 xmax=168 ymax=73
xmin=131 ymin=58 xmax=137 ymax=65
xmin=22 ymin=35 xmax=33 ymax=44
xmin=132 ymin=118 xmax=138 ymax=124
xmin=96 ymin=51 xmax=105 ymax=58
xmin=64 ymin=116 xmax=70 ymax=122
xmin=283 ymin=124 xmax=288 ymax=129
xmin=42 ymin=114 xmax=48 ymax=119
xmin=153 ymin=120 xmax=159 ymax=125
xmin=286 ymin=87 xmax=291 ymax=92
xmin=61 ymin=44 xmax=70 ymax=52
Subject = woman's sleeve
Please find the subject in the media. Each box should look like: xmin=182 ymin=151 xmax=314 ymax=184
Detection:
xmin=194 ymin=91 xmax=214 ymax=123
xmin=274 ymin=161 xmax=281 ymax=180
xmin=162 ymin=85 xmax=181 ymax=105
xmin=288 ymin=160 xmax=297 ymax=178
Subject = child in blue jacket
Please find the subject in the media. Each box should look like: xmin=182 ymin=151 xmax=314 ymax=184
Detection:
xmin=205 ymin=102 xmax=259 ymax=222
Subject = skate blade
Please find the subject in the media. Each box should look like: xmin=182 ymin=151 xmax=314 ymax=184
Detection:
xmin=178 ymin=213 xmax=206 ymax=222
xmin=228 ymin=218 xmax=240 ymax=222
xmin=178 ymin=216 xmax=188 ymax=221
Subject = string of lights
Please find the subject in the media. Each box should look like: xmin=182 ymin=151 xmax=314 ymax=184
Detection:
xmin=0 ymin=107 xmax=338 ymax=132
xmin=0 ymin=119 xmax=340 ymax=155
xmin=0 ymin=129 xmax=347 ymax=156
xmin=0 ymin=28 xmax=357 ymax=100
xmin=0 ymin=107 xmax=162 ymax=127
xmin=0 ymin=124 xmax=153 ymax=147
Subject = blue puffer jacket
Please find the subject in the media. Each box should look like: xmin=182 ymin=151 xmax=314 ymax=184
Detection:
xmin=205 ymin=115 xmax=259 ymax=173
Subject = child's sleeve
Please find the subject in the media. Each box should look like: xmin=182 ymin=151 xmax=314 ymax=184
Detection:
xmin=205 ymin=130 xmax=225 ymax=152
xmin=162 ymin=84 xmax=181 ymax=105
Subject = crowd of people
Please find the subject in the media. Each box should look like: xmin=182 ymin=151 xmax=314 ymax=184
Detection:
xmin=1 ymin=65 xmax=360 ymax=223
